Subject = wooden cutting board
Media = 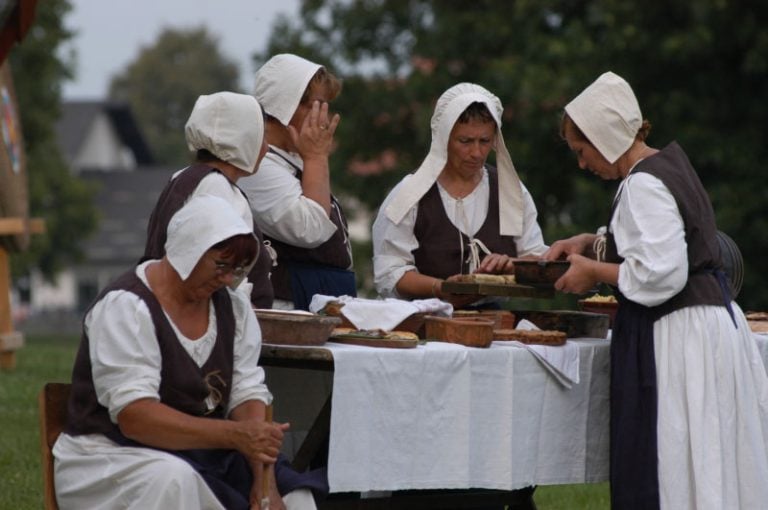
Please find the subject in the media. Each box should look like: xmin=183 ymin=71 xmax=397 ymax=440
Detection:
xmin=493 ymin=328 xmax=568 ymax=346
xmin=441 ymin=281 xmax=554 ymax=298
xmin=329 ymin=332 xmax=419 ymax=349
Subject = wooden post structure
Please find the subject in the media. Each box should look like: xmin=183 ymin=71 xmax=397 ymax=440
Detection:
xmin=0 ymin=0 xmax=42 ymax=370
xmin=0 ymin=245 xmax=21 ymax=369
xmin=0 ymin=217 xmax=44 ymax=370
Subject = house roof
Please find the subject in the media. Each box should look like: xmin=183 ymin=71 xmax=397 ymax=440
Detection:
xmin=56 ymin=101 xmax=154 ymax=167
xmin=80 ymin=166 xmax=176 ymax=265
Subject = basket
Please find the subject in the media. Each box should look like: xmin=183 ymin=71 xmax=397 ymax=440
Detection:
xmin=717 ymin=230 xmax=744 ymax=299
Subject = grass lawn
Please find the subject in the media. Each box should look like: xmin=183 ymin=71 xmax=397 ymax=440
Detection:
xmin=0 ymin=334 xmax=609 ymax=509
xmin=0 ymin=334 xmax=78 ymax=509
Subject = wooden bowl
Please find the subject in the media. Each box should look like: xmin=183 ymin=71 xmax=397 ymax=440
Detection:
xmin=254 ymin=310 xmax=341 ymax=346
xmin=424 ymin=316 xmax=494 ymax=348
xmin=452 ymin=310 xmax=516 ymax=329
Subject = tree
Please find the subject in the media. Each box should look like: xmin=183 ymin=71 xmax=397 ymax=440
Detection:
xmin=258 ymin=0 xmax=768 ymax=308
xmin=9 ymin=0 xmax=99 ymax=280
xmin=109 ymin=27 xmax=241 ymax=166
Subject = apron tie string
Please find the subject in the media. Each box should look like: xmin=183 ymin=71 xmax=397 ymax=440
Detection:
xmin=593 ymin=234 xmax=607 ymax=262
xmin=466 ymin=238 xmax=493 ymax=274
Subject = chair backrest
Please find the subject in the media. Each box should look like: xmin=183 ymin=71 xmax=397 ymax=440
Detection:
xmin=38 ymin=382 xmax=71 ymax=510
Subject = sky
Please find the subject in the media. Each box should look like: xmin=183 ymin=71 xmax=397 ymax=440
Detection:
xmin=60 ymin=0 xmax=301 ymax=100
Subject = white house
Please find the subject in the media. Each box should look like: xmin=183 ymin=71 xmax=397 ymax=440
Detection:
xmin=19 ymin=101 xmax=174 ymax=332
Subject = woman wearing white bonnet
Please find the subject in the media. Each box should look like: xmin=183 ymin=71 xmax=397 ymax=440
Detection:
xmin=239 ymin=54 xmax=356 ymax=310
xmin=53 ymin=194 xmax=303 ymax=509
xmin=372 ymin=82 xmax=547 ymax=309
xmin=544 ymin=71 xmax=768 ymax=509
xmin=142 ymin=91 xmax=275 ymax=308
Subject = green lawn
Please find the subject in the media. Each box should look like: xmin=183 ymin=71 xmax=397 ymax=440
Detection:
xmin=0 ymin=334 xmax=78 ymax=510
xmin=0 ymin=334 xmax=609 ymax=509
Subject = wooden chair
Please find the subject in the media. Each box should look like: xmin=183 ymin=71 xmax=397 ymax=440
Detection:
xmin=38 ymin=382 xmax=70 ymax=510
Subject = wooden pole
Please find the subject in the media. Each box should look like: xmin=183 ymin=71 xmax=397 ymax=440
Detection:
xmin=261 ymin=404 xmax=273 ymax=510
xmin=0 ymin=246 xmax=22 ymax=370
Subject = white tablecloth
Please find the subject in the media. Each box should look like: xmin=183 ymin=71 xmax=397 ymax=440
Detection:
xmin=326 ymin=339 xmax=611 ymax=493
xmin=266 ymin=333 xmax=768 ymax=494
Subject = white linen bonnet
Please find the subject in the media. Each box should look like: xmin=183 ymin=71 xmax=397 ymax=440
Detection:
xmin=253 ymin=53 xmax=322 ymax=126
xmin=165 ymin=194 xmax=254 ymax=281
xmin=185 ymin=92 xmax=265 ymax=174
xmin=564 ymin=71 xmax=642 ymax=164
xmin=385 ymin=82 xmax=524 ymax=236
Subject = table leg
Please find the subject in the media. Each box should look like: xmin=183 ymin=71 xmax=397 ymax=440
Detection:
xmin=292 ymin=394 xmax=331 ymax=472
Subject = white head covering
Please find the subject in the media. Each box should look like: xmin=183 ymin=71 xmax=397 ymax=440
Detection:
xmin=564 ymin=71 xmax=642 ymax=164
xmin=165 ymin=194 xmax=254 ymax=281
xmin=385 ymin=82 xmax=524 ymax=236
xmin=253 ymin=54 xmax=322 ymax=126
xmin=185 ymin=92 xmax=265 ymax=174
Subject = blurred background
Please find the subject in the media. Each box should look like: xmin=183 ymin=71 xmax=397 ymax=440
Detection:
xmin=7 ymin=0 xmax=768 ymax=335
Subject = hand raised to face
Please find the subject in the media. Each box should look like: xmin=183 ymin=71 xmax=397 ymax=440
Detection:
xmin=288 ymin=100 xmax=341 ymax=161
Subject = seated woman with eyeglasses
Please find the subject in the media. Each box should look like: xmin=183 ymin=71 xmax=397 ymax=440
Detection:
xmin=53 ymin=195 xmax=312 ymax=509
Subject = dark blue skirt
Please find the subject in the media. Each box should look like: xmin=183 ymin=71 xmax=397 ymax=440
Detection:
xmin=609 ymin=296 xmax=660 ymax=510
xmin=288 ymin=261 xmax=357 ymax=310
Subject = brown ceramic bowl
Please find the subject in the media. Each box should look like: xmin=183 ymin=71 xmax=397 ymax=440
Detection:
xmin=255 ymin=310 xmax=341 ymax=346
xmin=424 ymin=316 xmax=494 ymax=348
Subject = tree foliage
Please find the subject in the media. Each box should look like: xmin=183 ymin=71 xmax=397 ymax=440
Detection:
xmin=109 ymin=27 xmax=240 ymax=166
xmin=10 ymin=0 xmax=99 ymax=279
xmin=257 ymin=0 xmax=768 ymax=308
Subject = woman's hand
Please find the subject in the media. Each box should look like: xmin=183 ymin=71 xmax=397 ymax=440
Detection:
xmin=553 ymin=254 xmax=597 ymax=294
xmin=542 ymin=233 xmax=597 ymax=261
xmin=231 ymin=418 xmax=290 ymax=465
xmin=287 ymin=100 xmax=339 ymax=214
xmin=554 ymin=254 xmax=619 ymax=294
xmin=289 ymin=100 xmax=340 ymax=162
xmin=476 ymin=253 xmax=515 ymax=274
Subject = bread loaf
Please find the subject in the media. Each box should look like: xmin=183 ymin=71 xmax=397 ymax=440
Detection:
xmin=454 ymin=273 xmax=516 ymax=284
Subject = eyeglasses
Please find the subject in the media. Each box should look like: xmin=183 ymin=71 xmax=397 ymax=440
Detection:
xmin=213 ymin=260 xmax=248 ymax=279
